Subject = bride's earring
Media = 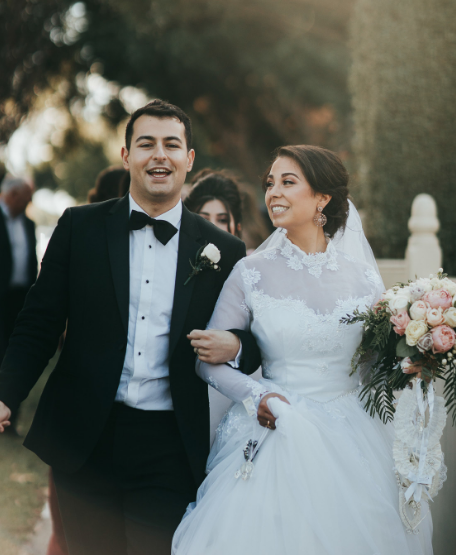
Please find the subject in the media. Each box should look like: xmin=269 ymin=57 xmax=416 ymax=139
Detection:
xmin=313 ymin=206 xmax=327 ymax=227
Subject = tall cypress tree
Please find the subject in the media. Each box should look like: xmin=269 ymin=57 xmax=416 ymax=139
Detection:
xmin=350 ymin=0 xmax=456 ymax=274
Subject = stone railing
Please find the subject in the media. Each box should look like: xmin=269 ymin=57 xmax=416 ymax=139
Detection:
xmin=376 ymin=194 xmax=443 ymax=288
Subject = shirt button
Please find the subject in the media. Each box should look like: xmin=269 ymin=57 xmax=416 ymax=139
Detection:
xmin=138 ymin=352 xmax=141 ymax=356
xmin=149 ymin=245 xmax=152 ymax=249
xmin=141 ymin=316 xmax=145 ymax=320
xmin=146 ymin=280 xmax=149 ymax=283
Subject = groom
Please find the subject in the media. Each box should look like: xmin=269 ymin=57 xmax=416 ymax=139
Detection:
xmin=0 ymin=100 xmax=261 ymax=555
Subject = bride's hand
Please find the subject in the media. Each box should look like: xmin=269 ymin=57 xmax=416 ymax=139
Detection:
xmin=0 ymin=401 xmax=11 ymax=433
xmin=188 ymin=329 xmax=240 ymax=364
xmin=257 ymin=393 xmax=290 ymax=430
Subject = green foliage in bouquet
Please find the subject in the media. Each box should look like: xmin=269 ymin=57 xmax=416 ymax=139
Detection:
xmin=341 ymin=284 xmax=456 ymax=424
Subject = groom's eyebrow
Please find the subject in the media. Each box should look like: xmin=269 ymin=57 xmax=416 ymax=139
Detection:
xmin=135 ymin=135 xmax=183 ymax=143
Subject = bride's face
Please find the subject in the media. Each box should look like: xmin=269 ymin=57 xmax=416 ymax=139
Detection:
xmin=265 ymin=156 xmax=323 ymax=231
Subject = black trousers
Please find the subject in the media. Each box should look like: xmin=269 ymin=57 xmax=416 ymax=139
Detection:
xmin=53 ymin=403 xmax=197 ymax=555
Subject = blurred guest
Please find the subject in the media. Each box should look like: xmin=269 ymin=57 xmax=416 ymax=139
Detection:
xmin=0 ymin=176 xmax=37 ymax=436
xmin=185 ymin=169 xmax=242 ymax=237
xmin=87 ymin=166 xmax=127 ymax=203
xmin=118 ymin=170 xmax=130 ymax=197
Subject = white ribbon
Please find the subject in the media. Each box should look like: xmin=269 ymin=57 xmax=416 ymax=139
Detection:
xmin=405 ymin=379 xmax=435 ymax=503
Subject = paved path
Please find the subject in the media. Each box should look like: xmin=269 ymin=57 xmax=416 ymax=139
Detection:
xmin=19 ymin=502 xmax=51 ymax=555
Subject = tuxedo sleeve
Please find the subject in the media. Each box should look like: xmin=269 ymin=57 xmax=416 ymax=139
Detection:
xmin=0 ymin=209 xmax=71 ymax=413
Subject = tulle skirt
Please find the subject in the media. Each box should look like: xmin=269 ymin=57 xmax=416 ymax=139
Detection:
xmin=172 ymin=382 xmax=433 ymax=554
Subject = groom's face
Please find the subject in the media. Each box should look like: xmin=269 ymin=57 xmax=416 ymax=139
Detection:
xmin=122 ymin=115 xmax=195 ymax=208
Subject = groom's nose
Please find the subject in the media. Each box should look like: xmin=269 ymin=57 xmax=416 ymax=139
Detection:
xmin=152 ymin=142 xmax=167 ymax=160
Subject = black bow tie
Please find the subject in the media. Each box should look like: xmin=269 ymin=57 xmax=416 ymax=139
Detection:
xmin=129 ymin=210 xmax=178 ymax=245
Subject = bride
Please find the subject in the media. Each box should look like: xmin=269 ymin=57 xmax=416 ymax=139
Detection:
xmin=172 ymin=145 xmax=433 ymax=554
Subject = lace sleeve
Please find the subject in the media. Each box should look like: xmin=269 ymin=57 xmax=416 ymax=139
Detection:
xmin=196 ymin=261 xmax=269 ymax=407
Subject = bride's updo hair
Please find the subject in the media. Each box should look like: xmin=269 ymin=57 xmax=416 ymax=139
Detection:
xmin=263 ymin=145 xmax=350 ymax=238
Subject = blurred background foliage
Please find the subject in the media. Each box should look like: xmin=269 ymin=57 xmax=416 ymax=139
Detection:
xmin=350 ymin=0 xmax=456 ymax=274
xmin=0 ymin=0 xmax=354 ymax=195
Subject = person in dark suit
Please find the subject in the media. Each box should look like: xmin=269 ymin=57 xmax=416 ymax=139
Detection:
xmin=0 ymin=176 xmax=37 ymax=435
xmin=0 ymin=100 xmax=260 ymax=555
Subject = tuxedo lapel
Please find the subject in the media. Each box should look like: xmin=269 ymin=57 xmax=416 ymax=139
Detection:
xmin=106 ymin=195 xmax=130 ymax=335
xmin=169 ymin=207 xmax=204 ymax=357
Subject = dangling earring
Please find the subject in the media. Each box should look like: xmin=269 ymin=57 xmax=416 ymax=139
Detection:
xmin=313 ymin=206 xmax=327 ymax=227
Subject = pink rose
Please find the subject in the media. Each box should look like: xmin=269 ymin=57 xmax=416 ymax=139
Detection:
xmin=431 ymin=325 xmax=456 ymax=353
xmin=390 ymin=309 xmax=411 ymax=336
xmin=422 ymin=289 xmax=453 ymax=310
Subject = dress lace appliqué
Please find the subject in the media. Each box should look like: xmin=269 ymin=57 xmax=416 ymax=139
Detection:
xmin=262 ymin=249 xmax=277 ymax=260
xmin=242 ymin=268 xmax=262 ymax=287
xmin=250 ymin=290 xmax=373 ymax=353
xmin=280 ymin=237 xmax=339 ymax=278
xmin=365 ymin=268 xmax=381 ymax=287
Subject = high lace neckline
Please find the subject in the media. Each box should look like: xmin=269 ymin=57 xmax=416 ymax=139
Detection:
xmin=279 ymin=235 xmax=339 ymax=278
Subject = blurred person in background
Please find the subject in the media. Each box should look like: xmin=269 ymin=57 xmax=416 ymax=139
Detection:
xmin=119 ymin=171 xmax=130 ymax=198
xmin=184 ymin=169 xmax=243 ymax=237
xmin=87 ymin=166 xmax=127 ymax=203
xmin=0 ymin=175 xmax=37 ymax=436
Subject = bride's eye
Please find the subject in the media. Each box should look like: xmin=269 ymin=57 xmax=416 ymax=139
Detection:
xmin=266 ymin=181 xmax=274 ymax=188
xmin=283 ymin=179 xmax=294 ymax=185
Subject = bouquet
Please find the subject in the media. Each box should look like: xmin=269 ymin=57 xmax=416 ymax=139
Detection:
xmin=342 ymin=270 xmax=453 ymax=532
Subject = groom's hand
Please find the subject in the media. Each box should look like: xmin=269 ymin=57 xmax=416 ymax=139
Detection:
xmin=188 ymin=330 xmax=240 ymax=364
xmin=0 ymin=401 xmax=12 ymax=433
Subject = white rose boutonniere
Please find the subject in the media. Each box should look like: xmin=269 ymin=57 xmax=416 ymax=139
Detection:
xmin=184 ymin=243 xmax=221 ymax=285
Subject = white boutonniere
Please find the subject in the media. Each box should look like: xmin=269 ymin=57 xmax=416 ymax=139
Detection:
xmin=184 ymin=243 xmax=221 ymax=285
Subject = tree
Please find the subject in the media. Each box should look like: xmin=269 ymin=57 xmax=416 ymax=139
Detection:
xmin=350 ymin=0 xmax=456 ymax=273
xmin=2 ymin=0 xmax=355 ymax=185
xmin=0 ymin=0 xmax=82 ymax=143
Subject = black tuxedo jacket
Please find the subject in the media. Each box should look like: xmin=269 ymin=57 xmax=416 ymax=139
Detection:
xmin=0 ymin=209 xmax=38 ymax=298
xmin=0 ymin=195 xmax=260 ymax=485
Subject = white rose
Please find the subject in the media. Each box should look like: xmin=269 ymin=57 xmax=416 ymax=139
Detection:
xmin=201 ymin=243 xmax=221 ymax=264
xmin=416 ymin=278 xmax=433 ymax=294
xmin=444 ymin=307 xmax=456 ymax=328
xmin=410 ymin=300 xmax=429 ymax=320
xmin=435 ymin=278 xmax=456 ymax=297
xmin=430 ymin=277 xmax=442 ymax=290
xmin=389 ymin=295 xmax=410 ymax=314
xmin=405 ymin=320 xmax=429 ymax=346
xmin=382 ymin=289 xmax=396 ymax=303
xmin=426 ymin=307 xmax=445 ymax=327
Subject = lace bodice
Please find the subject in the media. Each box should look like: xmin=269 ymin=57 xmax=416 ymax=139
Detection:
xmin=197 ymin=232 xmax=384 ymax=406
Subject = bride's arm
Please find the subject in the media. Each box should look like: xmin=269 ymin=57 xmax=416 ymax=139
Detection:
xmin=195 ymin=262 xmax=270 ymax=406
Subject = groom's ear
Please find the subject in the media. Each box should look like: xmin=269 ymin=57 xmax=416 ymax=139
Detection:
xmin=186 ymin=149 xmax=195 ymax=172
xmin=121 ymin=146 xmax=130 ymax=171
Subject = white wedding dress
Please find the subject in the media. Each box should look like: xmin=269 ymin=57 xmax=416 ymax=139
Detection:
xmin=172 ymin=228 xmax=433 ymax=555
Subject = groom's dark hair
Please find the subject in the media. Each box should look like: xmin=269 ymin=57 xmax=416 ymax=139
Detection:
xmin=125 ymin=99 xmax=193 ymax=151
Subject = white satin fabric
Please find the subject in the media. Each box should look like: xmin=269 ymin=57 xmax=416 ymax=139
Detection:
xmin=172 ymin=231 xmax=433 ymax=555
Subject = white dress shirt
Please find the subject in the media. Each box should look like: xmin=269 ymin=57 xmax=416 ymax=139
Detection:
xmin=115 ymin=195 xmax=182 ymax=410
xmin=0 ymin=201 xmax=30 ymax=287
